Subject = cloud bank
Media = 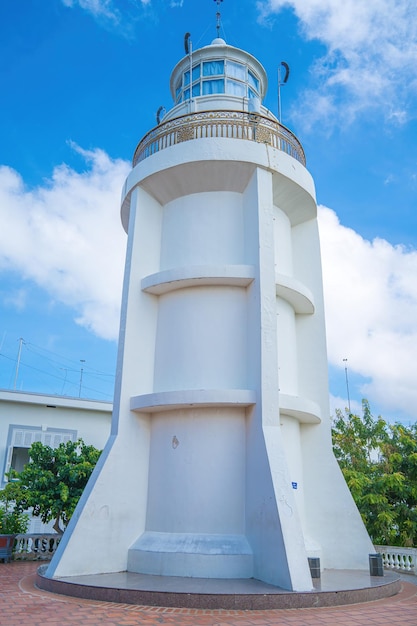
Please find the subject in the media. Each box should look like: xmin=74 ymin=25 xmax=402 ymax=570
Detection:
xmin=258 ymin=0 xmax=417 ymax=127
xmin=0 ymin=146 xmax=129 ymax=340
xmin=319 ymin=205 xmax=417 ymax=417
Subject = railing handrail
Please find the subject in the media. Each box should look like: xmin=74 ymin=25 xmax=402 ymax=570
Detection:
xmin=132 ymin=110 xmax=306 ymax=168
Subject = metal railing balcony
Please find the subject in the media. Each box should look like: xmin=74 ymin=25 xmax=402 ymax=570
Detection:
xmin=132 ymin=110 xmax=306 ymax=167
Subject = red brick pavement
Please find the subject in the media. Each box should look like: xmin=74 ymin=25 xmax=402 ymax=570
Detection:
xmin=1 ymin=561 xmax=417 ymax=626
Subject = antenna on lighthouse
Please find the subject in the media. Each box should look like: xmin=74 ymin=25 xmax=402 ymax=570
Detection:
xmin=183 ymin=32 xmax=193 ymax=109
xmin=184 ymin=32 xmax=191 ymax=55
xmin=156 ymin=106 xmax=165 ymax=125
xmin=213 ymin=0 xmax=224 ymax=38
xmin=277 ymin=61 xmax=290 ymax=123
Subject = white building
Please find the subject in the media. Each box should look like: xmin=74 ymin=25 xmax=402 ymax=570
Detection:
xmin=46 ymin=34 xmax=374 ymax=591
xmin=0 ymin=389 xmax=111 ymax=532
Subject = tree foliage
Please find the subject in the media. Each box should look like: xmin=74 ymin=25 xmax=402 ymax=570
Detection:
xmin=0 ymin=491 xmax=29 ymax=534
xmin=1 ymin=439 xmax=101 ymax=533
xmin=332 ymin=400 xmax=417 ymax=547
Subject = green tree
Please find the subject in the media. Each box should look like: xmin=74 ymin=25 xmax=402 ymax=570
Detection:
xmin=1 ymin=439 xmax=101 ymax=534
xmin=332 ymin=400 xmax=417 ymax=547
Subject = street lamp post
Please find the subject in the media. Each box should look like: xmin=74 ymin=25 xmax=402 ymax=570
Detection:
xmin=79 ymin=360 xmax=85 ymax=398
xmin=343 ymin=358 xmax=351 ymax=414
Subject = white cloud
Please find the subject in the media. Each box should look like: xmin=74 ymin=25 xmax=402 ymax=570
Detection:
xmin=383 ymin=174 xmax=396 ymax=185
xmin=62 ymin=0 xmax=121 ymax=23
xmin=3 ymin=288 xmax=27 ymax=313
xmin=258 ymin=0 xmax=417 ymax=127
xmin=60 ymin=0 xmax=153 ymax=35
xmin=0 ymin=146 xmax=129 ymax=341
xmin=318 ymin=205 xmax=417 ymax=418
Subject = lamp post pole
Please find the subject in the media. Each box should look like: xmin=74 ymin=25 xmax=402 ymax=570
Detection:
xmin=79 ymin=359 xmax=85 ymax=398
xmin=13 ymin=337 xmax=24 ymax=390
xmin=343 ymin=358 xmax=351 ymax=414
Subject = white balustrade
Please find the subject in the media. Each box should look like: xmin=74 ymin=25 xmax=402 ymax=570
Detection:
xmin=13 ymin=533 xmax=61 ymax=561
xmin=374 ymin=545 xmax=417 ymax=575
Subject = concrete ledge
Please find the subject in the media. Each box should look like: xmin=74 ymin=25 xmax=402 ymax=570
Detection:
xmin=130 ymin=389 xmax=256 ymax=413
xmin=280 ymin=393 xmax=322 ymax=423
xmin=142 ymin=265 xmax=255 ymax=294
xmin=275 ymin=273 xmax=315 ymax=314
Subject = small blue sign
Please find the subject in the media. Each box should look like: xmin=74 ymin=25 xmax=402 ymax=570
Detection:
xmin=291 ymin=482 xmax=298 ymax=489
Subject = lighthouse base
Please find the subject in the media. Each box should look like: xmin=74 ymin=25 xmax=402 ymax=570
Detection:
xmin=36 ymin=566 xmax=401 ymax=610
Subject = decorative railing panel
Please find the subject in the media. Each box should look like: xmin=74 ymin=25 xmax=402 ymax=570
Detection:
xmin=13 ymin=533 xmax=61 ymax=561
xmin=133 ymin=110 xmax=306 ymax=167
xmin=374 ymin=545 xmax=417 ymax=575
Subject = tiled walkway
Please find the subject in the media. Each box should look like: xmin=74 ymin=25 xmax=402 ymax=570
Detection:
xmin=2 ymin=561 xmax=417 ymax=626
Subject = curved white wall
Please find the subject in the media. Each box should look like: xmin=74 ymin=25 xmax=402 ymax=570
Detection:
xmin=146 ymin=407 xmax=246 ymax=534
xmin=276 ymin=297 xmax=298 ymax=396
xmin=154 ymin=286 xmax=247 ymax=391
xmin=160 ymin=192 xmax=244 ymax=268
xmin=279 ymin=415 xmax=305 ymax=528
xmin=273 ymin=206 xmax=293 ymax=276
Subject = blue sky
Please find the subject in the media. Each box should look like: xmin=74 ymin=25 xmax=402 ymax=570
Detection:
xmin=1 ymin=0 xmax=417 ymax=422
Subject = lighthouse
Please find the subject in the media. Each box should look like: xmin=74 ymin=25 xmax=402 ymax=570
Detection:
xmin=46 ymin=28 xmax=374 ymax=592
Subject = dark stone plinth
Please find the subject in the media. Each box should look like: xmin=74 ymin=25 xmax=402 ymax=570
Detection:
xmin=36 ymin=566 xmax=401 ymax=610
xmin=308 ymin=557 xmax=321 ymax=579
xmin=369 ymin=553 xmax=384 ymax=577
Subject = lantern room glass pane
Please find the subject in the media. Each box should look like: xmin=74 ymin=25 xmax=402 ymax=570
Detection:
xmin=202 ymin=78 xmax=225 ymax=94
xmin=226 ymin=60 xmax=246 ymax=81
xmin=248 ymin=70 xmax=259 ymax=93
xmin=192 ymin=65 xmax=201 ymax=81
xmin=226 ymin=79 xmax=246 ymax=97
xmin=202 ymin=60 xmax=224 ymax=76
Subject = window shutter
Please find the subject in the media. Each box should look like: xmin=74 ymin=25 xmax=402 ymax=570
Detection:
xmin=4 ymin=446 xmax=13 ymax=480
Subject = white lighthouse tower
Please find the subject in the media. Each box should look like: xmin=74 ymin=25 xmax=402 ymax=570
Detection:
xmin=47 ymin=27 xmax=374 ymax=592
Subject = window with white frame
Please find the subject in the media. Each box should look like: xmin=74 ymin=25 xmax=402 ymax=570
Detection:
xmin=3 ymin=425 xmax=77 ymax=483
xmin=175 ymin=59 xmax=261 ymax=104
